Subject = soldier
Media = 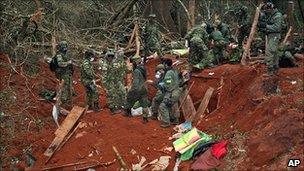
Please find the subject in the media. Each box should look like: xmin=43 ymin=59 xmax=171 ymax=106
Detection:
xmin=142 ymin=14 xmax=163 ymax=57
xmin=123 ymin=55 xmax=149 ymax=123
xmin=278 ymin=42 xmax=297 ymax=67
xmin=214 ymin=19 xmax=232 ymax=44
xmin=150 ymin=64 xmax=166 ymax=120
xmin=185 ymin=23 xmax=212 ymax=69
xmin=54 ymin=41 xmax=74 ymax=106
xmin=258 ymin=0 xmax=284 ymax=75
xmin=209 ymin=27 xmax=225 ymax=65
xmin=102 ymin=49 xmax=127 ymax=114
xmin=80 ymin=49 xmax=101 ymax=111
xmin=159 ymin=59 xmax=181 ymax=128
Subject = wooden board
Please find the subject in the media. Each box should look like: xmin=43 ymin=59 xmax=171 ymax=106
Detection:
xmin=188 ymin=87 xmax=214 ymax=124
xmin=44 ymin=106 xmax=85 ymax=157
xmin=179 ymin=88 xmax=196 ymax=120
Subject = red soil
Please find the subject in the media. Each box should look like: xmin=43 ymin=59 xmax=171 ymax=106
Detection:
xmin=1 ymin=53 xmax=303 ymax=170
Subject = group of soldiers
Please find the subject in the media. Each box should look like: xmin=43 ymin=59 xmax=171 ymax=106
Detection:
xmin=50 ymin=0 xmax=301 ymax=128
xmin=186 ymin=0 xmax=300 ymax=75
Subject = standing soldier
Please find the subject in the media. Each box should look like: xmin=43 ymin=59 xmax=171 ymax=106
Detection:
xmin=102 ymin=49 xmax=127 ymax=114
xmin=258 ymin=0 xmax=284 ymax=75
xmin=80 ymin=49 xmax=101 ymax=111
xmin=54 ymin=41 xmax=74 ymax=107
xmin=150 ymin=64 xmax=166 ymax=120
xmin=214 ymin=19 xmax=232 ymax=44
xmin=159 ymin=59 xmax=181 ymax=128
xmin=142 ymin=14 xmax=163 ymax=57
xmin=123 ymin=55 xmax=149 ymax=123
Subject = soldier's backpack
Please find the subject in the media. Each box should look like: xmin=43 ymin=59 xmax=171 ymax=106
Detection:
xmin=49 ymin=56 xmax=59 ymax=72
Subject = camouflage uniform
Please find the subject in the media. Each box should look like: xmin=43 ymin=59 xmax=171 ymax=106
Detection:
xmin=151 ymin=64 xmax=166 ymax=119
xmin=185 ymin=25 xmax=212 ymax=69
xmin=210 ymin=30 xmax=225 ymax=65
xmin=55 ymin=41 xmax=73 ymax=105
xmin=124 ymin=55 xmax=149 ymax=122
xmin=278 ymin=43 xmax=297 ymax=67
xmin=80 ymin=50 xmax=100 ymax=111
xmin=159 ymin=60 xmax=181 ymax=128
xmin=258 ymin=7 xmax=284 ymax=75
xmin=215 ymin=20 xmax=232 ymax=43
xmin=101 ymin=50 xmax=127 ymax=112
xmin=143 ymin=14 xmax=162 ymax=56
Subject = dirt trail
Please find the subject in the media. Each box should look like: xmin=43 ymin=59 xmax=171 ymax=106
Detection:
xmin=1 ymin=53 xmax=303 ymax=170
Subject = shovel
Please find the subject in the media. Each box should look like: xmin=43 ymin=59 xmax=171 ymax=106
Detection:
xmin=52 ymin=80 xmax=64 ymax=127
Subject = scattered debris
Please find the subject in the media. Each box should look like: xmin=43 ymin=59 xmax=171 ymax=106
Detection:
xmin=132 ymin=156 xmax=146 ymax=171
xmin=291 ymin=81 xmax=297 ymax=85
xmin=151 ymin=156 xmax=171 ymax=171
xmin=208 ymin=72 xmax=215 ymax=76
xmin=130 ymin=149 xmax=137 ymax=155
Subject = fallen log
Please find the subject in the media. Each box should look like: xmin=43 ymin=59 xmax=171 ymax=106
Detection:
xmin=179 ymin=82 xmax=196 ymax=120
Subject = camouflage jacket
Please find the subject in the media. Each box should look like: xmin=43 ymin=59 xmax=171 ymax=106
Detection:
xmin=217 ymin=23 xmax=231 ymax=42
xmin=80 ymin=58 xmax=95 ymax=85
xmin=265 ymin=9 xmax=284 ymax=34
xmin=56 ymin=51 xmax=73 ymax=75
xmin=130 ymin=65 xmax=146 ymax=91
xmin=143 ymin=22 xmax=161 ymax=47
xmin=185 ymin=25 xmax=208 ymax=42
xmin=163 ymin=68 xmax=179 ymax=92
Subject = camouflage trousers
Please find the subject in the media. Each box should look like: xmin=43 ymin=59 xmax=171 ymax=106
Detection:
xmin=213 ymin=43 xmax=224 ymax=65
xmin=159 ymin=88 xmax=181 ymax=124
xmin=83 ymin=82 xmax=99 ymax=105
xmin=61 ymin=74 xmax=73 ymax=105
xmin=105 ymin=81 xmax=126 ymax=111
xmin=151 ymin=90 xmax=164 ymax=114
xmin=265 ymin=34 xmax=281 ymax=75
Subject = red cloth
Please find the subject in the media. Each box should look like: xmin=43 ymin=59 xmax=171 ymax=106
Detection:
xmin=211 ymin=140 xmax=228 ymax=159
xmin=191 ymin=148 xmax=221 ymax=170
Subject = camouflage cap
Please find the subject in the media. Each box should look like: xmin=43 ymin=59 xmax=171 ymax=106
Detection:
xmin=131 ymin=55 xmax=141 ymax=62
xmin=156 ymin=64 xmax=165 ymax=71
xmin=58 ymin=41 xmax=68 ymax=48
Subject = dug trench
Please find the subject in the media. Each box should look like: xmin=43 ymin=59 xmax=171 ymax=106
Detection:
xmin=0 ymin=53 xmax=303 ymax=170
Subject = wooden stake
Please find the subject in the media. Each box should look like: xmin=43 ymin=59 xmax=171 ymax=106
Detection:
xmin=241 ymin=4 xmax=263 ymax=66
xmin=112 ymin=146 xmax=128 ymax=170
xmin=283 ymin=26 xmax=293 ymax=44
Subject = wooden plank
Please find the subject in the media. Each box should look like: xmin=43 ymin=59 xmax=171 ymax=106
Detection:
xmin=188 ymin=87 xmax=214 ymax=124
xmin=44 ymin=106 xmax=85 ymax=157
xmin=241 ymin=4 xmax=262 ymax=66
xmin=179 ymin=84 xmax=196 ymax=120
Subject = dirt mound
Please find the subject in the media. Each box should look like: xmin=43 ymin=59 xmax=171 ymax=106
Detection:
xmin=1 ymin=53 xmax=303 ymax=170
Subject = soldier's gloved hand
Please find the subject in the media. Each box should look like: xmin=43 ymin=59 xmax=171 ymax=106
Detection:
xmin=163 ymin=98 xmax=173 ymax=107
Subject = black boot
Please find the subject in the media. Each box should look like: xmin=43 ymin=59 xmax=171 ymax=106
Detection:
xmin=150 ymin=113 xmax=158 ymax=120
xmin=123 ymin=108 xmax=132 ymax=117
xmin=93 ymin=102 xmax=101 ymax=112
xmin=142 ymin=117 xmax=148 ymax=123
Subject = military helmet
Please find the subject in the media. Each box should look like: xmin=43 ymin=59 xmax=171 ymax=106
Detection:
xmin=131 ymin=54 xmax=141 ymax=62
xmin=85 ymin=49 xmax=94 ymax=58
xmin=57 ymin=41 xmax=68 ymax=52
xmin=156 ymin=64 xmax=165 ymax=71
xmin=105 ymin=50 xmax=115 ymax=59
xmin=190 ymin=36 xmax=203 ymax=44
